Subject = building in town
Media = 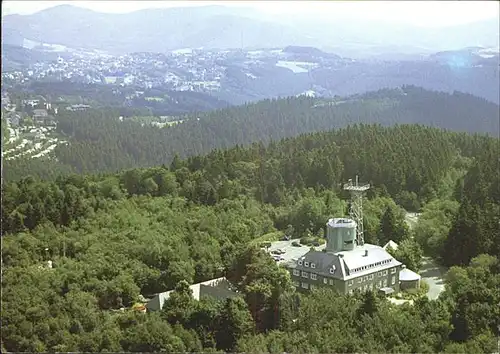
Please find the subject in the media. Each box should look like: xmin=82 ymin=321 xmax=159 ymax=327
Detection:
xmin=285 ymin=176 xmax=415 ymax=295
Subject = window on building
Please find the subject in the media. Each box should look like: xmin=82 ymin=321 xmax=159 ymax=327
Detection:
xmin=358 ymin=278 xmax=362 ymax=283
xmin=378 ymin=272 xmax=382 ymax=277
xmin=391 ymin=276 xmax=396 ymax=285
xmin=377 ymin=281 xmax=382 ymax=288
xmin=311 ymin=263 xmax=316 ymax=268
xmin=383 ymin=270 xmax=388 ymax=276
xmin=363 ymin=276 xmax=368 ymax=281
xmin=304 ymin=261 xmax=309 ymax=267
xmin=348 ymin=289 xmax=353 ymax=295
xmin=311 ymin=273 xmax=317 ymax=280
xmin=293 ymin=269 xmax=299 ymax=276
xmin=301 ymin=282 xmax=309 ymax=289
xmin=369 ymin=274 xmax=374 ymax=280
xmin=301 ymin=271 xmax=308 ymax=278
xmin=348 ymin=280 xmax=353 ymax=286
xmin=310 ymin=284 xmax=315 ymax=291
xmin=383 ymin=279 xmax=388 ymax=287
xmin=369 ymin=283 xmax=373 ymax=290
xmin=391 ymin=268 xmax=397 ymax=274
xmin=323 ymin=278 xmax=328 ymax=284
xmin=329 ymin=279 xmax=334 ymax=285
xmin=293 ymin=281 xmax=299 ymax=287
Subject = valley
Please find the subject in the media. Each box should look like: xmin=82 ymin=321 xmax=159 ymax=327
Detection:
xmin=2 ymin=86 xmax=499 ymax=183
xmin=3 ymin=44 xmax=499 ymax=105
xmin=1 ymin=3 xmax=499 ymax=354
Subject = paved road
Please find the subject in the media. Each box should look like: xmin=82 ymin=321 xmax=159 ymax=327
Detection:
xmin=405 ymin=212 xmax=447 ymax=300
xmin=404 ymin=212 xmax=420 ymax=231
xmin=420 ymin=257 xmax=448 ymax=300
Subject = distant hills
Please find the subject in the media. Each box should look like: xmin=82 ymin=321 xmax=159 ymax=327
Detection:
xmin=2 ymin=5 xmax=499 ymax=58
xmin=215 ymin=46 xmax=500 ymax=105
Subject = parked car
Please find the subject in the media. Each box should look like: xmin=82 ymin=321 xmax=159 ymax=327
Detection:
xmin=292 ymin=241 xmax=301 ymax=247
xmin=272 ymin=249 xmax=286 ymax=255
xmin=272 ymin=255 xmax=285 ymax=262
xmin=312 ymin=241 xmax=320 ymax=247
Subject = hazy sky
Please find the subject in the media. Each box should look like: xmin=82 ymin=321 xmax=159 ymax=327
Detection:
xmin=2 ymin=0 xmax=499 ymax=27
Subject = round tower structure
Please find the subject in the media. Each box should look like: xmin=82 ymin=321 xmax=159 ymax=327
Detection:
xmin=326 ymin=218 xmax=357 ymax=253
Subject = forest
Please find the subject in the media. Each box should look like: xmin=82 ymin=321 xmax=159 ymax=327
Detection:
xmin=3 ymin=86 xmax=499 ymax=182
xmin=2 ymin=123 xmax=499 ymax=352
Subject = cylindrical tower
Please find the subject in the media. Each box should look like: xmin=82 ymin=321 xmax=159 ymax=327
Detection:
xmin=325 ymin=218 xmax=357 ymax=253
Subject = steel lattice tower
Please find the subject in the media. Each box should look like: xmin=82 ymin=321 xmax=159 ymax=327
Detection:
xmin=343 ymin=175 xmax=370 ymax=246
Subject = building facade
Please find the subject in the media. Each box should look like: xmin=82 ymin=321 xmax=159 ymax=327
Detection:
xmin=286 ymin=218 xmax=403 ymax=294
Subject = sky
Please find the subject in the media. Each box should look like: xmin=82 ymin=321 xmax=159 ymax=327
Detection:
xmin=2 ymin=0 xmax=499 ymax=28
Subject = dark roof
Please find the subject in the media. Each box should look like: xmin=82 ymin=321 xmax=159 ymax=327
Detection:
xmin=286 ymin=244 xmax=402 ymax=281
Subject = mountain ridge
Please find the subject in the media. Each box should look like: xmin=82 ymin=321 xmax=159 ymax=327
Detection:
xmin=2 ymin=5 xmax=498 ymax=57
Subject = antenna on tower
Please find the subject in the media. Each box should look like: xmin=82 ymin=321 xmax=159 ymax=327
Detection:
xmin=343 ymin=175 xmax=370 ymax=246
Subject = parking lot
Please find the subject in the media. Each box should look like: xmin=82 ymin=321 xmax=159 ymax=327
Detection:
xmin=266 ymin=239 xmax=326 ymax=265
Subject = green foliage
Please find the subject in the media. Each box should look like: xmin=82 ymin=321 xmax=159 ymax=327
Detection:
xmin=1 ymin=122 xmax=499 ymax=352
xmin=4 ymin=87 xmax=499 ymax=186
xmin=388 ymin=238 xmax=424 ymax=272
xmin=377 ymin=204 xmax=409 ymax=245
xmin=396 ymin=280 xmax=429 ymax=300
xmin=443 ymin=142 xmax=500 ymax=266
xmin=414 ymin=199 xmax=460 ymax=259
xmin=250 ymin=231 xmax=283 ymax=246
xmin=442 ymin=255 xmax=500 ymax=349
xmin=1 ymin=115 xmax=10 ymax=144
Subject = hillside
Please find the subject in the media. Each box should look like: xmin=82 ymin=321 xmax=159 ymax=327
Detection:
xmin=1 ymin=44 xmax=66 ymax=71
xmin=8 ymin=81 xmax=230 ymax=116
xmin=3 ymin=86 xmax=499 ymax=182
xmin=3 ymin=44 xmax=498 ymax=106
xmin=2 ymin=122 xmax=499 ymax=353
